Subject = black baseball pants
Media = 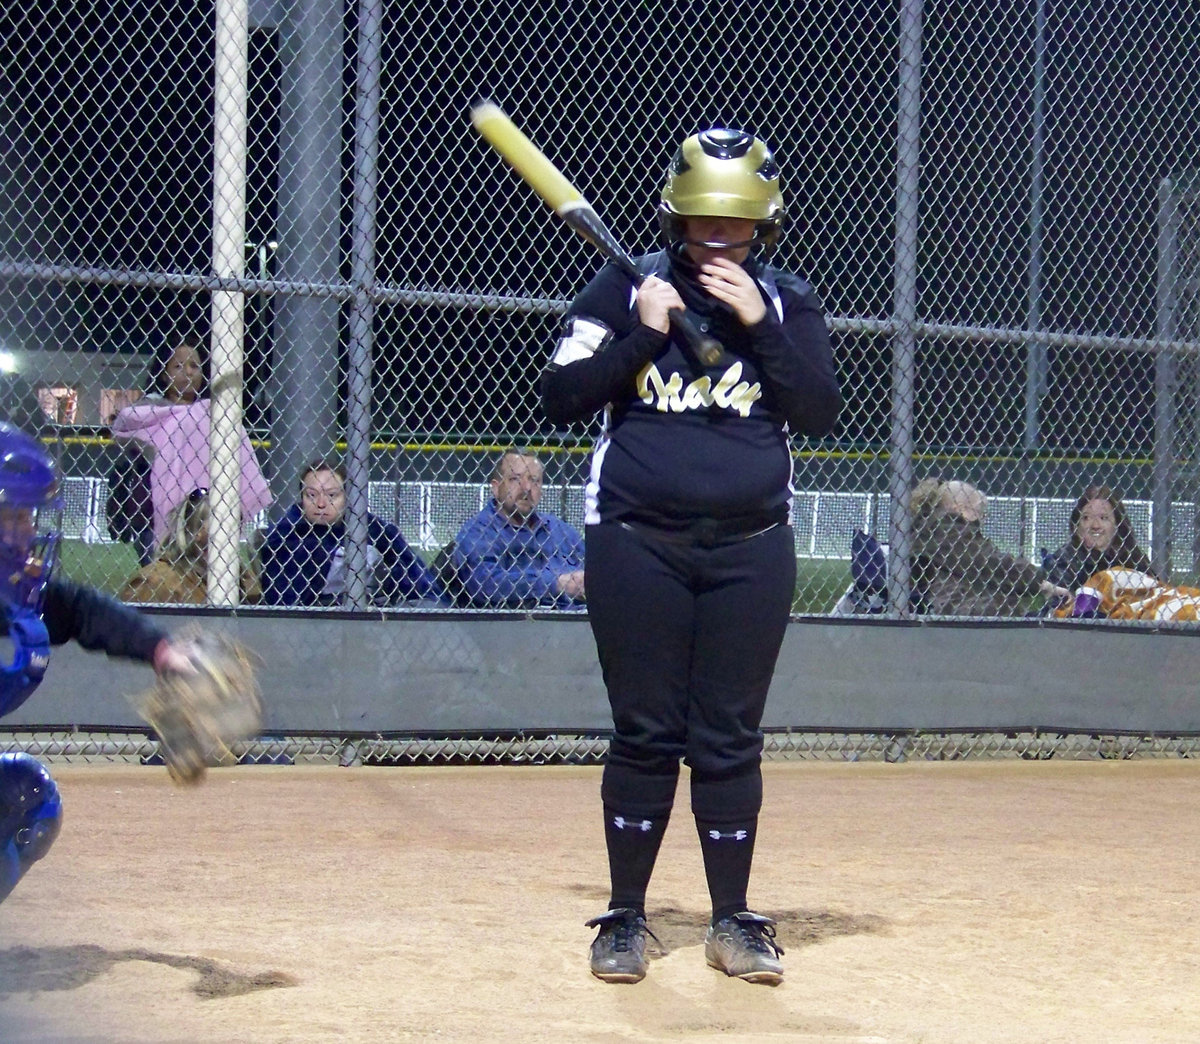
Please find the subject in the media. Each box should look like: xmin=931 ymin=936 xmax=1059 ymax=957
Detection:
xmin=585 ymin=519 xmax=796 ymax=822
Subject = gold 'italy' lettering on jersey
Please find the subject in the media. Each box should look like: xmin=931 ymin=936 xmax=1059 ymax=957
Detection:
xmin=636 ymin=361 xmax=762 ymax=418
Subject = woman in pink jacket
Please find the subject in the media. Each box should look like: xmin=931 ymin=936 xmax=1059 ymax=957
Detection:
xmin=110 ymin=336 xmax=272 ymax=555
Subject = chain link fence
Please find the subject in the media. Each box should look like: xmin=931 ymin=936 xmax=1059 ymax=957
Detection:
xmin=3 ymin=1 xmax=1200 ymax=631
xmin=5 ymin=729 xmax=1200 ymax=766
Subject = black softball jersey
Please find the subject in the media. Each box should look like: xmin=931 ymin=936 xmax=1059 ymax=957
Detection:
xmin=541 ymin=248 xmax=840 ymax=533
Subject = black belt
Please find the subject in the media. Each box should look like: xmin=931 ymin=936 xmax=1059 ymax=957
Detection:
xmin=618 ymin=516 xmax=782 ymax=549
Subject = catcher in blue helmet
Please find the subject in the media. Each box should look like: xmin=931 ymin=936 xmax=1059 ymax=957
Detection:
xmin=0 ymin=420 xmax=205 ymax=904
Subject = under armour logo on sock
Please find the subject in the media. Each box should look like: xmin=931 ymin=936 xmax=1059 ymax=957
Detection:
xmin=613 ymin=816 xmax=653 ymax=831
xmin=707 ymin=829 xmax=749 ymax=841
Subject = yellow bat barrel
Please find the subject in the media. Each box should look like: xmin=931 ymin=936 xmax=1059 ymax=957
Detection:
xmin=469 ymin=102 xmax=586 ymax=216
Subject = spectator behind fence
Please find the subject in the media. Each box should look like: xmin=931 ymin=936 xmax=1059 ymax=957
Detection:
xmin=911 ymin=478 xmax=1069 ymax=616
xmin=1043 ymin=484 xmax=1153 ymax=593
xmin=450 ymin=448 xmax=585 ymax=608
xmin=260 ymin=460 xmax=443 ymax=607
xmin=121 ymin=488 xmax=261 ymax=605
xmin=109 ymin=335 xmax=273 ymax=564
xmin=1052 ymin=567 xmax=1200 ymax=622
xmin=107 ymin=336 xmax=204 ymax=565
xmin=0 ymin=372 xmax=51 ymax=434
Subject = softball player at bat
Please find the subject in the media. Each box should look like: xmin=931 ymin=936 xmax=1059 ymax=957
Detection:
xmin=0 ymin=422 xmax=195 ymax=904
xmin=541 ymin=128 xmax=841 ymax=985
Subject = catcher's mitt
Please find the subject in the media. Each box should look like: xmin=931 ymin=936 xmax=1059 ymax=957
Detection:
xmin=137 ymin=631 xmax=263 ymax=785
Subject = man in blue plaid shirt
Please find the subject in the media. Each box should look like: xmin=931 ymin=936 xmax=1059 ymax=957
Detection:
xmin=451 ymin=448 xmax=585 ymax=609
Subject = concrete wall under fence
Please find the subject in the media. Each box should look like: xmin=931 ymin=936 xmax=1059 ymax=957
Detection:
xmin=6 ymin=612 xmax=1200 ymax=735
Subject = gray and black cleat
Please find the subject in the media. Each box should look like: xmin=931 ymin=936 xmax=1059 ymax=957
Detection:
xmin=704 ymin=910 xmax=785 ymax=985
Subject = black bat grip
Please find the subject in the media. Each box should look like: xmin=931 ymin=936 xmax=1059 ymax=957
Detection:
xmin=668 ymin=309 xmax=723 ymax=367
xmin=608 ymin=254 xmax=723 ymax=368
xmin=562 ymin=206 xmax=725 ymax=369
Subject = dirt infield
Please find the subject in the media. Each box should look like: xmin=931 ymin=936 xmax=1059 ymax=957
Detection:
xmin=0 ymin=760 xmax=1197 ymax=1043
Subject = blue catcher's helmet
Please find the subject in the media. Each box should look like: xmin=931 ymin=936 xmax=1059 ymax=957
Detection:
xmin=0 ymin=422 xmax=60 ymax=720
xmin=0 ymin=422 xmax=62 ymax=615
xmin=0 ymin=423 xmax=60 ymax=719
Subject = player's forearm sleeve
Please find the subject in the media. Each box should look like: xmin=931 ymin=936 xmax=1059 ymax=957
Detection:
xmin=42 ymin=579 xmax=168 ymax=662
xmin=746 ymin=301 xmax=841 ymax=437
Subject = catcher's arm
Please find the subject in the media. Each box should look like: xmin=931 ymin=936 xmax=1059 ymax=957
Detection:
xmin=137 ymin=630 xmax=263 ymax=785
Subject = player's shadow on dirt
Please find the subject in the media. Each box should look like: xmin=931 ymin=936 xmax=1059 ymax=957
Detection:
xmin=571 ymin=888 xmax=889 ymax=957
xmin=646 ymin=905 xmax=890 ymax=956
xmin=0 ymin=945 xmax=297 ymax=999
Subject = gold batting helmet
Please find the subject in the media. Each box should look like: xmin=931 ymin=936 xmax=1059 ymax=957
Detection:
xmin=658 ymin=128 xmax=785 ymax=250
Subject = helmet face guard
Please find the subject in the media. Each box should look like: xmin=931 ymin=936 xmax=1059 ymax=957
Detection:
xmin=0 ymin=507 xmax=61 ymax=615
xmin=659 ymin=128 xmax=786 ymax=253
xmin=0 ymin=423 xmax=63 ymax=617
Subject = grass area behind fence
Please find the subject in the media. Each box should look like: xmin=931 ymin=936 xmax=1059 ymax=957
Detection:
xmin=59 ymin=541 xmax=141 ymax=595
xmin=56 ymin=540 xmax=851 ymax=614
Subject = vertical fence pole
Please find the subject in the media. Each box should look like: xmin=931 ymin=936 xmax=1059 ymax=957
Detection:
xmin=1154 ymin=176 xmax=1177 ymax=579
xmin=1025 ymin=0 xmax=1048 ymax=453
xmin=343 ymin=0 xmax=383 ymax=609
xmin=271 ymin=0 xmax=342 ymax=504
xmin=887 ymin=0 xmax=923 ymax=616
xmin=210 ymin=0 xmax=249 ymax=607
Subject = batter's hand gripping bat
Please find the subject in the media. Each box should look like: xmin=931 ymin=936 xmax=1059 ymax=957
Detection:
xmin=469 ymin=101 xmax=723 ymax=367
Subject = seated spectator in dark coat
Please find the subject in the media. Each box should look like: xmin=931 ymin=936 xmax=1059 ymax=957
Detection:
xmin=260 ymin=460 xmax=442 ymax=606
xmin=1044 ymin=484 xmax=1153 ymax=593
xmin=911 ymin=478 xmax=1069 ymax=617
xmin=452 ymin=447 xmax=585 ymax=608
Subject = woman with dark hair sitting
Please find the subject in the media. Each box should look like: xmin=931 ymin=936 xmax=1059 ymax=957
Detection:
xmin=260 ymin=460 xmax=443 ymax=607
xmin=1044 ymin=484 xmax=1153 ymax=593
xmin=108 ymin=336 xmax=207 ymax=564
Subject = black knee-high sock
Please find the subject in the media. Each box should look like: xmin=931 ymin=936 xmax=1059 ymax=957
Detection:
xmin=691 ymin=765 xmax=764 ymax=924
xmin=600 ymin=761 xmax=679 ymax=914
xmin=603 ymin=805 xmax=670 ymax=915
xmin=695 ymin=814 xmax=758 ymax=923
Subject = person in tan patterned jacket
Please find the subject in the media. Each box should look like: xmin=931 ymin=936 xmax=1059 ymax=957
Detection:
xmin=911 ymin=478 xmax=1068 ymax=616
xmin=121 ymin=488 xmax=260 ymax=605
